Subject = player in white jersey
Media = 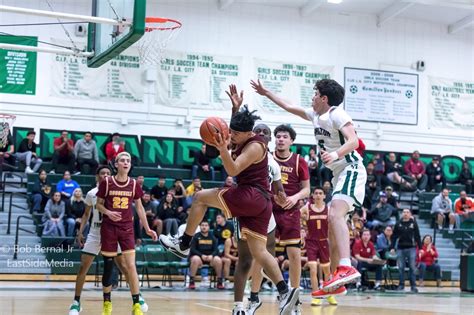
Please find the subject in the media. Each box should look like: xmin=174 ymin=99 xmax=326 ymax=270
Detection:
xmin=252 ymin=78 xmax=366 ymax=296
xmin=68 ymin=166 xmax=148 ymax=315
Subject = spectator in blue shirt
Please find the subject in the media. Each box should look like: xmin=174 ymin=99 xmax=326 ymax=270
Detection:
xmin=56 ymin=170 xmax=80 ymax=201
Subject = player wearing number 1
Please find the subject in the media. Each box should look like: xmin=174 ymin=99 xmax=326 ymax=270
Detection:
xmin=251 ymin=78 xmax=366 ymax=293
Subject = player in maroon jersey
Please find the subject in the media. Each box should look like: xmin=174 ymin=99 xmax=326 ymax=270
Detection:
xmin=301 ymin=187 xmax=340 ymax=305
xmin=96 ymin=152 xmax=157 ymax=315
xmin=160 ymin=106 xmax=299 ymax=315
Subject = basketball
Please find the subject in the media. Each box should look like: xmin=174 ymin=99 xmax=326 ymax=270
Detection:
xmin=199 ymin=117 xmax=229 ymax=146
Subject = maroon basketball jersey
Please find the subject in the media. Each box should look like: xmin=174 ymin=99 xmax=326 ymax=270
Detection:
xmin=306 ymin=201 xmax=329 ymax=241
xmin=232 ymin=134 xmax=269 ymax=191
xmin=97 ymin=176 xmax=143 ymax=226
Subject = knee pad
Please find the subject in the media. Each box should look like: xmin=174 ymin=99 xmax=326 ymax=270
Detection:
xmin=102 ymin=256 xmax=115 ymax=287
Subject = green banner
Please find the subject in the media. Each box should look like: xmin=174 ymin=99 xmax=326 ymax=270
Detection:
xmin=0 ymin=35 xmax=37 ymax=95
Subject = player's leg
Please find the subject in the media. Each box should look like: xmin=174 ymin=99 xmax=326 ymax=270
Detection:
xmin=328 ymin=227 xmax=339 ymax=273
xmin=189 ymin=255 xmax=203 ymax=289
xmin=249 ymin=229 xmax=275 ymax=300
xmin=68 ymin=254 xmax=95 ymax=315
xmin=222 ymin=257 xmax=231 ymax=282
xmin=286 ymin=245 xmax=302 ymax=289
xmin=100 ymin=225 xmax=119 ymax=315
xmin=114 ymin=255 xmax=148 ymax=312
xmin=233 ymin=239 xmax=253 ymax=315
xmin=120 ymin=251 xmax=144 ymax=314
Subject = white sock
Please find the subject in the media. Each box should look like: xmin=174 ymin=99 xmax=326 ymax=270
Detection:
xmin=449 ymin=224 xmax=454 ymax=229
xmin=339 ymin=258 xmax=351 ymax=267
xmin=375 ymin=281 xmax=381 ymax=286
xmin=234 ymin=302 xmax=243 ymax=308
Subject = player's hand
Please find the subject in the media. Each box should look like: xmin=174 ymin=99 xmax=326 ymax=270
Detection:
xmin=320 ymin=150 xmax=338 ymax=165
xmin=214 ymin=132 xmax=230 ymax=152
xmin=77 ymin=234 xmax=85 ymax=248
xmin=225 ymin=84 xmax=243 ymax=111
xmin=283 ymin=194 xmax=299 ymax=210
xmin=105 ymin=210 xmax=122 ymax=222
xmin=146 ymin=229 xmax=158 ymax=241
xmin=274 ymin=191 xmax=287 ymax=208
xmin=390 ymin=249 xmax=396 ymax=255
xmin=300 ymin=207 xmax=309 ymax=221
xmin=250 ymin=79 xmax=268 ymax=96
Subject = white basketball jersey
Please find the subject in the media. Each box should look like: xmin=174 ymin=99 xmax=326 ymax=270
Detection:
xmin=305 ymin=106 xmax=362 ymax=171
xmin=268 ymin=152 xmax=281 ymax=184
xmin=85 ymin=187 xmax=101 ymax=233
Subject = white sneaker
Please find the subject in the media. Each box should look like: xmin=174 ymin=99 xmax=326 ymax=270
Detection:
xmin=232 ymin=305 xmax=247 ymax=315
xmin=225 ymin=280 xmax=233 ymax=289
xmin=25 ymin=166 xmax=34 ymax=174
xmin=262 ymin=282 xmax=272 ymax=291
xmin=278 ymin=288 xmax=299 ymax=315
xmin=159 ymin=234 xmax=189 ymax=259
xmin=246 ymin=299 xmax=262 ymax=315
xmin=49 ymin=169 xmax=55 ymax=174
xmin=292 ymin=301 xmax=302 ymax=315
xmin=139 ymin=294 xmax=148 ymax=312
xmin=68 ymin=300 xmax=81 ymax=315
xmin=73 ymin=171 xmax=81 ymax=175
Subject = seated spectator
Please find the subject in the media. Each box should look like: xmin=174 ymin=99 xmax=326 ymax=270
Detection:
xmin=366 ymin=162 xmax=380 ymax=201
xmin=74 ymin=131 xmax=99 ymax=175
xmin=142 ymin=191 xmax=162 ymax=236
xmin=222 ymin=237 xmax=238 ymax=285
xmin=426 ymin=157 xmax=446 ymax=192
xmin=385 ymin=152 xmax=413 ymax=190
xmin=384 ymin=186 xmax=400 ymax=210
xmin=66 ymin=188 xmax=86 ymax=237
xmin=185 ymin=177 xmax=202 ymax=208
xmin=454 ymin=190 xmax=474 ymax=227
xmin=353 ymin=229 xmax=384 ymax=290
xmin=404 ymin=150 xmax=428 ymax=191
xmin=157 ymin=193 xmax=181 ymax=235
xmin=373 ymin=152 xmax=387 ymax=186
xmin=0 ymin=128 xmax=15 ymax=172
xmin=459 ymin=162 xmax=473 ymax=194
xmin=376 ymin=225 xmax=394 ymax=260
xmin=150 ymin=176 xmax=168 ymax=208
xmin=136 ymin=175 xmax=149 ymax=193
xmin=322 ymin=181 xmax=333 ymax=204
xmin=188 ymin=221 xmax=224 ymax=290
xmin=56 ymin=170 xmax=80 ymax=201
xmin=50 ymin=130 xmax=75 ymax=174
xmin=31 ymin=169 xmax=52 ymax=213
xmin=368 ymin=192 xmax=397 ymax=229
xmin=42 ymin=192 xmax=66 ymax=236
xmin=223 ymin=176 xmax=235 ymax=188
xmin=417 ymin=235 xmax=441 ymax=287
xmin=431 ymin=188 xmax=455 ymax=231
xmin=214 ymin=213 xmax=234 ymax=252
xmin=105 ymin=133 xmax=125 ymax=164
xmin=191 ymin=144 xmax=215 ymax=181
xmin=171 ymin=179 xmax=186 ymax=207
xmin=305 ymin=148 xmax=320 ymax=186
xmin=15 ymin=130 xmax=42 ymax=174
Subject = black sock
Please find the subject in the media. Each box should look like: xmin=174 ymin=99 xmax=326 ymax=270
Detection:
xmin=103 ymin=292 xmax=111 ymax=302
xmin=180 ymin=233 xmax=193 ymax=249
xmin=276 ymin=281 xmax=289 ymax=295
xmin=190 ymin=276 xmax=195 ymax=283
xmin=250 ymin=292 xmax=259 ymax=303
xmin=132 ymin=294 xmax=140 ymax=305
xmin=74 ymin=295 xmax=80 ymax=303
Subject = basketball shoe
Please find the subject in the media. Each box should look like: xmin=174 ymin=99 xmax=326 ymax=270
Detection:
xmin=139 ymin=294 xmax=148 ymax=312
xmin=232 ymin=304 xmax=247 ymax=315
xmin=68 ymin=300 xmax=81 ymax=315
xmin=312 ymin=286 xmax=347 ymax=298
xmin=292 ymin=300 xmax=302 ymax=315
xmin=159 ymin=234 xmax=190 ymax=259
xmin=102 ymin=301 xmax=112 ymax=315
xmin=326 ymin=296 xmax=338 ymax=305
xmin=132 ymin=302 xmax=143 ymax=315
xmin=322 ymin=266 xmax=360 ymax=291
xmin=311 ymin=298 xmax=322 ymax=306
xmin=246 ymin=298 xmax=262 ymax=315
xmin=278 ymin=287 xmax=299 ymax=315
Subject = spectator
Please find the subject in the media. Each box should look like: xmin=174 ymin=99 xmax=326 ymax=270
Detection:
xmin=157 ymin=193 xmax=181 ymax=235
xmin=385 ymin=152 xmax=413 ymax=190
xmin=305 ymin=148 xmax=320 ymax=186
xmin=404 ymin=150 xmax=428 ymax=191
xmin=15 ymin=130 xmax=42 ymax=174
xmin=459 ymin=162 xmax=473 ymax=194
xmin=417 ymin=235 xmax=441 ymax=287
xmin=384 ymin=186 xmax=401 ymax=210
xmin=74 ymin=131 xmax=99 ymax=175
xmin=322 ymin=180 xmax=333 ymax=204
xmin=390 ymin=209 xmax=421 ymax=293
xmin=454 ymin=190 xmax=474 ymax=228
xmin=376 ymin=225 xmax=393 ymax=259
xmin=223 ymin=176 xmax=235 ymax=188
xmin=172 ymin=179 xmax=186 ymax=207
xmin=431 ymin=188 xmax=455 ymax=231
xmin=368 ymin=192 xmax=397 ymax=229
xmin=191 ymin=144 xmax=215 ymax=181
xmin=105 ymin=132 xmax=125 ymax=163
xmin=214 ymin=213 xmax=234 ymax=250
xmin=142 ymin=192 xmax=162 ymax=236
xmin=31 ymin=169 xmax=52 ymax=213
xmin=42 ymin=192 xmax=66 ymax=236
xmin=66 ymin=188 xmax=85 ymax=237
xmin=353 ymin=229 xmax=384 ymax=290
xmin=185 ymin=177 xmax=202 ymax=208
xmin=373 ymin=152 xmax=386 ymax=179
xmin=426 ymin=157 xmax=446 ymax=192
xmin=50 ymin=130 xmax=75 ymax=174
xmin=150 ymin=176 xmax=168 ymax=208
xmin=136 ymin=175 xmax=150 ymax=193
xmin=366 ymin=162 xmax=379 ymax=201
xmin=56 ymin=170 xmax=80 ymax=201
xmin=0 ymin=127 xmax=15 ymax=168
xmin=188 ymin=221 xmax=224 ymax=289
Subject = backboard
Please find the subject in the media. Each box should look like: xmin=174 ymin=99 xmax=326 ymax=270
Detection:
xmin=87 ymin=0 xmax=146 ymax=68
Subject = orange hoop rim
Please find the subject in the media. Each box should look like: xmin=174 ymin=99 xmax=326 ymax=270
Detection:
xmin=145 ymin=17 xmax=182 ymax=32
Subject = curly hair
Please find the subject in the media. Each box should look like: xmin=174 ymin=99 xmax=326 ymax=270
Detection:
xmin=229 ymin=105 xmax=261 ymax=132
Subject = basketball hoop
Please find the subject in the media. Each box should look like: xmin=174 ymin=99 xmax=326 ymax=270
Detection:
xmin=0 ymin=113 xmax=15 ymax=149
xmin=135 ymin=17 xmax=182 ymax=65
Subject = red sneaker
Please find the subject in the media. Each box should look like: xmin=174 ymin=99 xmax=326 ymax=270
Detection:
xmin=188 ymin=282 xmax=196 ymax=290
xmin=312 ymin=286 xmax=347 ymax=298
xmin=322 ymin=266 xmax=360 ymax=291
xmin=217 ymin=282 xmax=225 ymax=290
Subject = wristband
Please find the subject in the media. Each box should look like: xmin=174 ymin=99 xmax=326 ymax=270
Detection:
xmin=329 ymin=151 xmax=339 ymax=161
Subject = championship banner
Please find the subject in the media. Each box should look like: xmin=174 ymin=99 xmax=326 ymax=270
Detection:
xmin=253 ymin=59 xmax=334 ymax=112
xmin=50 ymin=40 xmax=144 ymax=102
xmin=344 ymin=67 xmax=418 ymax=125
xmin=428 ymin=76 xmax=474 ymax=129
xmin=156 ymin=51 xmax=243 ymax=110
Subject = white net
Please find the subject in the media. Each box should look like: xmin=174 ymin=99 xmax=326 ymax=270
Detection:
xmin=0 ymin=114 xmax=15 ymax=149
xmin=135 ymin=17 xmax=182 ymax=65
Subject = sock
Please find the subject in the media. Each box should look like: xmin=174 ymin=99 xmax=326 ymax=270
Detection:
xmin=276 ymin=281 xmax=289 ymax=295
xmin=250 ymin=292 xmax=259 ymax=303
xmin=74 ymin=296 xmax=80 ymax=303
xmin=190 ymin=276 xmax=195 ymax=283
xmin=339 ymin=258 xmax=352 ymax=267
xmin=449 ymin=224 xmax=454 ymax=229
xmin=103 ymin=292 xmax=111 ymax=302
xmin=132 ymin=294 xmax=140 ymax=305
xmin=180 ymin=233 xmax=193 ymax=249
xmin=234 ymin=301 xmax=244 ymax=309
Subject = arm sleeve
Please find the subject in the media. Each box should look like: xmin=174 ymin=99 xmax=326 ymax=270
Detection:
xmin=390 ymin=225 xmax=399 ymax=250
xmin=433 ymin=246 xmax=439 ymax=258
xmin=56 ymin=180 xmax=64 ymax=193
xmin=212 ymin=236 xmax=219 ymax=256
xmin=304 ymin=108 xmax=315 ymax=121
xmin=44 ymin=200 xmax=52 ymax=219
xmin=73 ymin=141 xmax=79 ymax=158
xmin=58 ymin=202 xmax=65 ymax=220
xmin=85 ymin=191 xmax=94 ymax=207
xmin=404 ymin=160 xmax=412 ymax=175
xmin=93 ymin=142 xmax=99 ymax=162
xmin=32 ymin=180 xmax=41 ymax=194
xmin=297 ymin=156 xmax=310 ymax=181
xmin=352 ymin=240 xmax=361 ymax=256
xmin=189 ymin=236 xmax=202 ymax=257
xmin=414 ymin=221 xmax=422 ymax=249
xmin=331 ymin=107 xmax=352 ymax=130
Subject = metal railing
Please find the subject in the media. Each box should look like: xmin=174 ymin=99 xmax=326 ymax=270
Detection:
xmin=1 ymin=171 xmax=25 ymax=212
xmin=6 ymin=191 xmax=29 ymax=235
xmin=13 ymin=215 xmax=35 ymax=260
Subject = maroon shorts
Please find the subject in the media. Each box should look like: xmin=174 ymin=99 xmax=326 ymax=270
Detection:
xmin=306 ymin=239 xmax=330 ymax=264
xmin=100 ymin=222 xmax=135 ymax=256
xmin=273 ymin=207 xmax=301 ymax=246
xmin=217 ymin=186 xmax=271 ymax=242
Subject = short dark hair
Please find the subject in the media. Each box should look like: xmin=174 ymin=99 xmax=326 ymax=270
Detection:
xmin=216 ymin=212 xmax=225 ymax=218
xmin=313 ymin=186 xmax=325 ymax=193
xmin=96 ymin=165 xmax=111 ymax=175
xmin=315 ymin=79 xmax=345 ymax=106
xmin=84 ymin=131 xmax=92 ymax=136
xmin=27 ymin=130 xmax=35 ymax=136
xmin=274 ymin=124 xmax=296 ymax=141
xmin=112 ymin=132 xmax=120 ymax=137
xmin=200 ymin=220 xmax=209 ymax=226
xmin=193 ymin=177 xmax=200 ymax=181
xmin=61 ymin=130 xmax=68 ymax=134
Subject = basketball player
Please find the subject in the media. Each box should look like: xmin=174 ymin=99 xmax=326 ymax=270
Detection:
xmin=160 ymin=106 xmax=299 ymax=315
xmin=300 ymin=187 xmax=338 ymax=305
xmin=252 ymin=78 xmax=366 ymax=294
xmin=96 ymin=152 xmax=157 ymax=315
xmin=68 ymin=165 xmax=149 ymax=315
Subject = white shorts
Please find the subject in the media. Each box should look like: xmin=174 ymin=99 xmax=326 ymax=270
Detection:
xmin=82 ymin=228 xmax=122 ymax=256
xmin=331 ymin=163 xmax=367 ymax=211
